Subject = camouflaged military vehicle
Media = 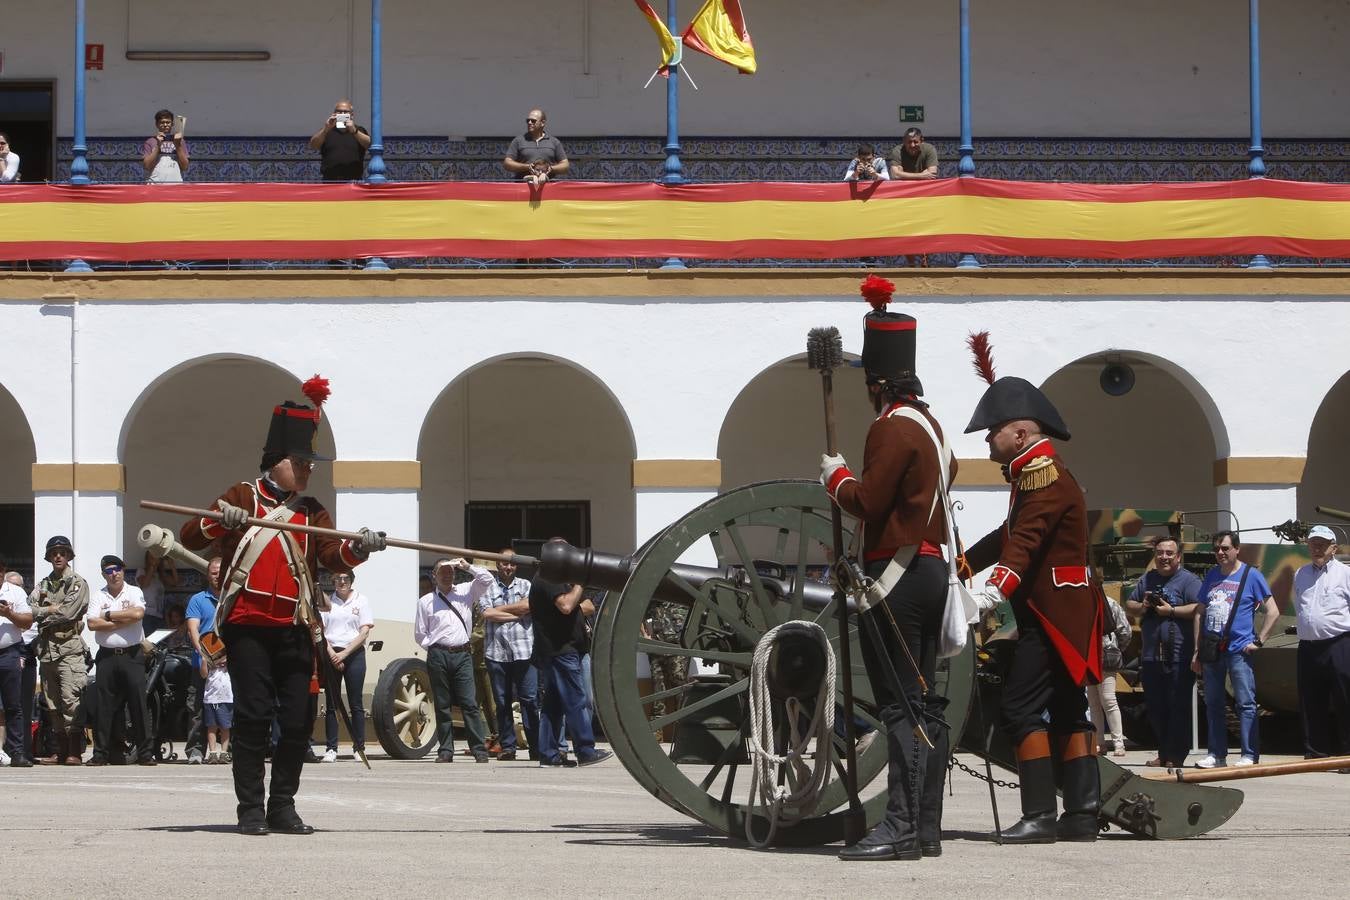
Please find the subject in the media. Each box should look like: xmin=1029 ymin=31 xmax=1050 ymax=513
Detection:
xmin=1087 ymin=508 xmax=1317 ymax=731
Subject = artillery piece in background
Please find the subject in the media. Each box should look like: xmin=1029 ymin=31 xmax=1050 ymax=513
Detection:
xmin=139 ymin=484 xmax=1245 ymax=844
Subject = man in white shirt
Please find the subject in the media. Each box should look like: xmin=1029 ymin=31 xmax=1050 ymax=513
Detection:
xmin=1292 ymin=525 xmax=1350 ymax=758
xmin=414 ymin=558 xmax=495 ymax=763
xmin=319 ymin=572 xmax=375 ymax=762
xmin=0 ymin=564 xmax=35 ymax=766
xmin=85 ymin=555 xmax=156 ymax=766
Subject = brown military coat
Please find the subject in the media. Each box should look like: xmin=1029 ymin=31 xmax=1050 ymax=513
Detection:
xmin=828 ymin=400 xmax=957 ymax=564
xmin=966 ymin=438 xmax=1104 ymax=686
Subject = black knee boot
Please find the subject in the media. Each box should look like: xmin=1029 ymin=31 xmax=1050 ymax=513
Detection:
xmin=1057 ymin=733 xmax=1101 ymax=842
xmin=1000 ymin=731 xmax=1058 ymax=844
xmin=917 ymin=697 xmax=950 ymax=857
xmin=839 ymin=717 xmax=922 ymax=861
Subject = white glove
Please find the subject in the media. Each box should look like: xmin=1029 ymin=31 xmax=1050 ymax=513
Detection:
xmin=217 ymin=501 xmax=248 ymax=531
xmin=355 ymin=527 xmax=387 ymax=554
xmin=820 ymin=453 xmax=848 ymax=488
xmin=977 ymin=582 xmax=1003 ymax=614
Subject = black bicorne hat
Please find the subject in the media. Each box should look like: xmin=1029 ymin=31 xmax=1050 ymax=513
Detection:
xmin=964 ymin=376 xmax=1071 ymax=441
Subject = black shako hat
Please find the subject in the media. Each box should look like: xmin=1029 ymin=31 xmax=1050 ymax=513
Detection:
xmin=964 ymin=376 xmax=1071 ymax=441
xmin=851 ymin=275 xmax=922 ymax=393
xmin=45 ymin=534 xmax=75 ymax=561
xmin=263 ymin=376 xmax=333 ymax=461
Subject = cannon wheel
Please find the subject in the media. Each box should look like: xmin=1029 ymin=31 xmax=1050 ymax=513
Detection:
xmin=372 ymin=657 xmax=438 ymax=760
xmin=591 ymin=480 xmax=974 ymax=846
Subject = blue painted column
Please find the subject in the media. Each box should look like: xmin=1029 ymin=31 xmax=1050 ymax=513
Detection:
xmin=64 ymin=0 xmax=93 ymax=273
xmin=956 ymin=0 xmax=980 ymax=269
xmin=660 ymin=0 xmax=686 ymax=269
xmin=363 ymin=0 xmax=390 ymax=270
xmin=1246 ymin=0 xmax=1271 ymax=269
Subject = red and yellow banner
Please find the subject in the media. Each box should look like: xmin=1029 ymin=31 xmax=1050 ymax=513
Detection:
xmin=1 ymin=179 xmax=1348 ymax=262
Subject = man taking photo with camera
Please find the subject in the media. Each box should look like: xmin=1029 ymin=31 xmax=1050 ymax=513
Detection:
xmin=309 ymin=99 xmax=371 ymax=182
xmin=843 ymin=144 xmax=890 ymax=182
xmin=1124 ymin=536 xmax=1201 ymax=768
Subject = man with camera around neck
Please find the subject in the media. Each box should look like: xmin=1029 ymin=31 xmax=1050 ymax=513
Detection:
xmin=309 ymin=99 xmax=371 ymax=182
xmin=1124 ymin=536 xmax=1201 ymax=768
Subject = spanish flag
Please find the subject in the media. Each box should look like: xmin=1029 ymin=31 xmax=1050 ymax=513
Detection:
xmin=633 ymin=0 xmax=682 ymax=77
xmin=682 ymin=0 xmax=756 ymax=74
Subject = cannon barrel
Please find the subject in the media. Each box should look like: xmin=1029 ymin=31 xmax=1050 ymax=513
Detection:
xmin=524 ymin=540 xmax=839 ymax=611
xmin=136 ymin=523 xmax=212 ymax=575
xmin=1316 ymin=505 xmax=1350 ymax=523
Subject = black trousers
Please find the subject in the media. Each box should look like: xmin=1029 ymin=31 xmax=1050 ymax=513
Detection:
xmin=0 ymin=644 xmax=24 ymax=759
xmin=859 ymin=555 xmax=948 ymax=726
xmin=1298 ymin=632 xmax=1350 ymax=758
xmin=94 ymin=646 xmax=151 ymax=761
xmin=185 ymin=664 xmax=206 ymax=758
xmin=221 ymin=623 xmax=313 ymax=825
xmin=1001 ymin=621 xmax=1093 ymax=744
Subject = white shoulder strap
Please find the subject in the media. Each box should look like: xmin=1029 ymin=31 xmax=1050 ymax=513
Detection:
xmin=887 ymin=406 xmax=960 ymax=576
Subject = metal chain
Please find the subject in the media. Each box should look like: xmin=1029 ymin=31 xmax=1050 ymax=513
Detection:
xmin=948 ymin=754 xmax=1020 ymax=790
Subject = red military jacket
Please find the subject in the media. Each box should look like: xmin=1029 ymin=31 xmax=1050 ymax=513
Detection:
xmin=965 ymin=439 xmax=1104 ymax=686
xmin=828 ymin=400 xmax=957 ymax=564
xmin=181 ymin=477 xmax=365 ymax=627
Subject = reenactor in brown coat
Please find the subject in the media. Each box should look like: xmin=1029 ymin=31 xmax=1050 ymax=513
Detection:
xmin=965 ymin=363 xmax=1106 ymax=844
xmin=822 ymin=286 xmax=956 ymax=861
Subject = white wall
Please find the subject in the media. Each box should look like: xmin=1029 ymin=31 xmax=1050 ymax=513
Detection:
xmin=2 ymin=285 xmax=1348 ymax=614
xmin=3 ymin=0 xmax=1346 ymax=137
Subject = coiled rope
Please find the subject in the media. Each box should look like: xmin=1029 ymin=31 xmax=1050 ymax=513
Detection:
xmin=744 ymin=620 xmax=837 ymax=848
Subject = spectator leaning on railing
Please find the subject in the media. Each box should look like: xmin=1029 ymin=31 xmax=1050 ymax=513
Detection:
xmin=843 ymin=144 xmax=890 ymax=183
xmin=504 ymin=108 xmax=569 ymax=187
xmin=888 ymin=127 xmax=938 ymax=181
xmin=0 ymin=133 xmax=19 ymax=183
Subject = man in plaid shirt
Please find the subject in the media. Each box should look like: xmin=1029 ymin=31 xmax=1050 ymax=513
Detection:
xmin=478 ymin=551 xmax=538 ymax=761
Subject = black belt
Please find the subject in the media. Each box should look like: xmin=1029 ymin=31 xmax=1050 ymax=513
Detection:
xmin=98 ymin=646 xmax=141 ymax=657
xmin=434 ymin=643 xmax=470 ymax=653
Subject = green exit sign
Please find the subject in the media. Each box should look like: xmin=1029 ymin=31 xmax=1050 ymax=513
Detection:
xmin=898 ymin=105 xmax=925 ymax=123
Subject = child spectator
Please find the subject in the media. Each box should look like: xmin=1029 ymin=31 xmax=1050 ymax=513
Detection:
xmin=203 ymin=655 xmax=233 ymax=764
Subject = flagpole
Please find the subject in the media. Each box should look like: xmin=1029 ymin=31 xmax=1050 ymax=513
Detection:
xmin=956 ymin=0 xmax=981 ymax=270
xmin=661 ymin=0 xmax=687 ymax=270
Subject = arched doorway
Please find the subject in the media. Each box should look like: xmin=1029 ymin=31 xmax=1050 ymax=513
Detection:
xmin=1040 ymin=353 xmax=1226 ymax=528
xmin=718 ymin=355 xmax=871 ymax=492
xmin=121 ymin=357 xmax=337 ymax=570
xmin=418 ymin=356 xmax=636 ymax=561
xmin=1299 ymin=370 xmax=1350 ymax=527
xmin=0 ymin=382 xmax=37 ymax=578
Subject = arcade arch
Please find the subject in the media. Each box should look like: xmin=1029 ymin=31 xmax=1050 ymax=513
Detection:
xmin=121 ymin=357 xmax=337 ymax=564
xmin=1298 ymin=370 xmax=1350 ymax=525
xmin=717 ymin=355 xmax=872 ymax=493
xmin=0 ymin=382 xmax=37 ymax=575
xmin=417 ymin=356 xmax=637 ymax=562
xmin=1040 ymin=353 xmax=1225 ymax=526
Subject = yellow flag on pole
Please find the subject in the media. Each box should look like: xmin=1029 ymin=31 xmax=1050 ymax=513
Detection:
xmin=633 ymin=0 xmax=682 ymax=77
xmin=681 ymin=0 xmax=756 ymax=74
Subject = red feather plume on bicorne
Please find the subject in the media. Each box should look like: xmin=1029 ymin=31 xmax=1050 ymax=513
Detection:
xmin=967 ymin=332 xmax=997 ymax=385
xmin=301 ymin=375 xmax=331 ymax=408
xmin=859 ymin=274 xmax=896 ymax=312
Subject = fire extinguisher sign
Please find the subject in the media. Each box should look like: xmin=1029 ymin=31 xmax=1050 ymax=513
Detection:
xmin=85 ymin=43 xmax=104 ymax=70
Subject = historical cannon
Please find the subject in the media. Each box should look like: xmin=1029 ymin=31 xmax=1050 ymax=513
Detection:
xmin=140 ymin=483 xmax=1244 ymax=844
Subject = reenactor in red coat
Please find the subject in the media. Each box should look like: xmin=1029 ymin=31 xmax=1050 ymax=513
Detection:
xmin=964 ymin=353 xmax=1106 ymax=844
xmin=182 ymin=377 xmax=386 ymax=836
xmin=821 ymin=279 xmax=957 ymax=861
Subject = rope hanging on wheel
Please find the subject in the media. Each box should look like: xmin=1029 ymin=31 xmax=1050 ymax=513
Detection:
xmin=744 ymin=620 xmax=837 ymax=848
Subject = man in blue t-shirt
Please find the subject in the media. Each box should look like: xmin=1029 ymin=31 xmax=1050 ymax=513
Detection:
xmin=184 ymin=557 xmax=222 ymax=765
xmin=1124 ymin=537 xmax=1202 ymax=768
xmin=1190 ymin=531 xmax=1279 ymax=768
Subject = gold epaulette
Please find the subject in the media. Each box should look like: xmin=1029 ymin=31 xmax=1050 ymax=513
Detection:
xmin=1018 ymin=456 xmax=1059 ymax=491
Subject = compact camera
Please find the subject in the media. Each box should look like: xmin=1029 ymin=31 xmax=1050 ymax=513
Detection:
xmin=335 ymin=113 xmax=352 ymax=130
xmin=1144 ymin=590 xmax=1169 ymax=607
xmin=855 ymin=159 xmax=878 ymax=180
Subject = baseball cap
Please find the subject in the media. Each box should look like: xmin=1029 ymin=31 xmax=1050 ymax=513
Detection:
xmin=1307 ymin=525 xmax=1336 ymax=542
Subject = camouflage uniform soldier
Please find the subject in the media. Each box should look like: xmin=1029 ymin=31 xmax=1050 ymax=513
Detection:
xmin=31 ymin=535 xmax=90 ymax=765
xmin=645 ymin=600 xmax=690 ymax=728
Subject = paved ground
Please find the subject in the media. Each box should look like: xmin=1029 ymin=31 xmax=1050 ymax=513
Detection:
xmin=1 ymin=748 xmax=1345 ymax=897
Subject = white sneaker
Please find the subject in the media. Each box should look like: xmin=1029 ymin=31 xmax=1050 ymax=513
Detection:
xmin=1233 ymin=756 xmax=1256 ymax=767
xmin=0 ymin=749 xmax=10 ymax=767
xmin=1194 ymin=754 xmax=1226 ymax=769
xmin=321 ymin=749 xmax=338 ymax=763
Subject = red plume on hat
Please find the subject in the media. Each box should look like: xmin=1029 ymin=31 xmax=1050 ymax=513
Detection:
xmin=967 ymin=332 xmax=997 ymax=385
xmin=860 ymin=274 xmax=896 ymax=312
xmin=302 ymin=375 xmax=331 ymax=410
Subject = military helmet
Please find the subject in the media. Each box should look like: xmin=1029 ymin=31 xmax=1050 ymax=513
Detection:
xmin=45 ymin=534 xmax=76 ymax=561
